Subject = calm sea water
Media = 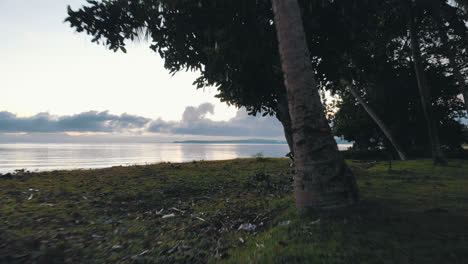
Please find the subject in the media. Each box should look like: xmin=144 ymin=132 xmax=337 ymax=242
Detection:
xmin=0 ymin=143 xmax=351 ymax=173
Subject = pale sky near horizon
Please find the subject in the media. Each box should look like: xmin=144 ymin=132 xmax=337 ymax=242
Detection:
xmin=0 ymin=0 xmax=238 ymax=122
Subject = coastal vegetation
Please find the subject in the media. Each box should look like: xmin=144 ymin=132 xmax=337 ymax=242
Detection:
xmin=66 ymin=0 xmax=467 ymax=163
xmin=2 ymin=0 xmax=467 ymax=262
xmin=66 ymin=0 xmax=467 ymax=214
xmin=1 ymin=158 xmax=467 ymax=263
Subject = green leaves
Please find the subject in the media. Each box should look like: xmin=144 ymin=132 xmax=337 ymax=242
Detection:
xmin=119 ymin=46 xmax=127 ymax=53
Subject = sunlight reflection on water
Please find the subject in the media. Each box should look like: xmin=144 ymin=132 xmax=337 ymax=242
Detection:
xmin=0 ymin=143 xmax=351 ymax=173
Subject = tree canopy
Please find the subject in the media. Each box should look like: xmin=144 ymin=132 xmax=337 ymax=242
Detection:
xmin=66 ymin=0 xmax=468 ymax=157
xmin=332 ymin=0 xmax=467 ymax=155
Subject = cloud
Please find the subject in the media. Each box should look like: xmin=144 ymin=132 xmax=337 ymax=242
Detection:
xmin=0 ymin=111 xmax=150 ymax=133
xmin=0 ymin=103 xmax=285 ymax=138
xmin=147 ymin=103 xmax=284 ymax=137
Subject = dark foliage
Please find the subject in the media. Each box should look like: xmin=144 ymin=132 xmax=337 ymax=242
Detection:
xmin=65 ymin=0 xmax=467 ymax=156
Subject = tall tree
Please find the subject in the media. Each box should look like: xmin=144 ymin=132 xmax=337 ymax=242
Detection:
xmin=271 ymin=0 xmax=359 ymax=213
xmin=65 ymin=0 xmax=466 ymax=160
xmin=407 ymin=4 xmax=446 ymax=165
xmin=64 ymin=0 xmax=402 ymax=156
xmin=333 ymin=0 xmax=465 ymax=156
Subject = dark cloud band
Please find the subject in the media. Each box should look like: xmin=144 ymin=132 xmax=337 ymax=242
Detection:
xmin=0 ymin=104 xmax=284 ymax=137
xmin=0 ymin=111 xmax=150 ymax=133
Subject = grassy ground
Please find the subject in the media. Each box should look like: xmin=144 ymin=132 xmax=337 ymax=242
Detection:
xmin=0 ymin=158 xmax=467 ymax=263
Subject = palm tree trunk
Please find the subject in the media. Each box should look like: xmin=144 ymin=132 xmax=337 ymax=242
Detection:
xmin=276 ymin=91 xmax=295 ymax=154
xmin=341 ymin=80 xmax=408 ymax=160
xmin=271 ymin=0 xmax=359 ymax=213
xmin=408 ymin=9 xmax=446 ymax=165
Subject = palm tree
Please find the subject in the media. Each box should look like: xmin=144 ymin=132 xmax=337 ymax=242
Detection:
xmin=271 ymin=0 xmax=359 ymax=213
xmin=407 ymin=4 xmax=446 ymax=165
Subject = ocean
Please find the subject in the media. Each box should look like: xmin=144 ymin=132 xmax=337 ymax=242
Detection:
xmin=0 ymin=143 xmax=351 ymax=173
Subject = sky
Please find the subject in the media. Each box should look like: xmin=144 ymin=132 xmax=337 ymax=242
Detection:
xmin=0 ymin=0 xmax=285 ymax=142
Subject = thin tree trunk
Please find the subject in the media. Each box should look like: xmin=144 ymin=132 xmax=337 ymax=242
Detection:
xmin=408 ymin=9 xmax=446 ymax=165
xmin=341 ymin=80 xmax=408 ymax=160
xmin=271 ymin=0 xmax=359 ymax=213
xmin=276 ymin=93 xmax=295 ymax=154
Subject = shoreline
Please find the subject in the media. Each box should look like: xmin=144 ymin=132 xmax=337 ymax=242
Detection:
xmin=0 ymin=143 xmax=349 ymax=174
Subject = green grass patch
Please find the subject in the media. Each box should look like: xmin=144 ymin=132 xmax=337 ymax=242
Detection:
xmin=1 ymin=158 xmax=467 ymax=263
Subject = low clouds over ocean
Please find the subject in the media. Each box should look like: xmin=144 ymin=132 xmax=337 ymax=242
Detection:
xmin=0 ymin=103 xmax=284 ymax=139
xmin=0 ymin=111 xmax=150 ymax=133
xmin=147 ymin=103 xmax=283 ymax=137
